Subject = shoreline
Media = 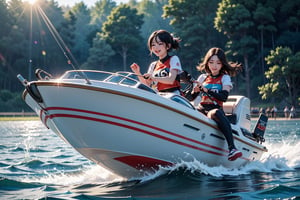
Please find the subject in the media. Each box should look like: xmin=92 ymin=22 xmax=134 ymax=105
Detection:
xmin=0 ymin=116 xmax=39 ymax=121
xmin=252 ymin=117 xmax=299 ymax=121
xmin=1 ymin=112 xmax=298 ymax=121
xmin=0 ymin=112 xmax=38 ymax=121
xmin=251 ymin=117 xmax=300 ymax=121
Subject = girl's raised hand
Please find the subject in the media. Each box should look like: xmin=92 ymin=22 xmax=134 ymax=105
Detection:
xmin=130 ymin=63 xmax=140 ymax=74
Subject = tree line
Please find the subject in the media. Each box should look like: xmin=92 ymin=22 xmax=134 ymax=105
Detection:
xmin=0 ymin=0 xmax=299 ymax=112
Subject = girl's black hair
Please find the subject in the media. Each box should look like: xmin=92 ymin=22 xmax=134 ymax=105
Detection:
xmin=147 ymin=30 xmax=180 ymax=52
xmin=197 ymin=47 xmax=242 ymax=77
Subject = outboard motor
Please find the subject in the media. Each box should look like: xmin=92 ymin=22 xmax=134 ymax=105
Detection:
xmin=223 ymin=95 xmax=251 ymax=130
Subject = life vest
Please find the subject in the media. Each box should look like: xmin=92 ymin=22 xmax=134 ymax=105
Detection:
xmin=153 ymin=56 xmax=181 ymax=92
xmin=201 ymin=74 xmax=224 ymax=107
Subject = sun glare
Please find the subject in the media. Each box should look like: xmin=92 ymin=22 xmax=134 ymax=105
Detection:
xmin=28 ymin=0 xmax=36 ymax=5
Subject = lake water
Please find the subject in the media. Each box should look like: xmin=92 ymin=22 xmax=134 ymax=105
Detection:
xmin=1 ymin=119 xmax=300 ymax=199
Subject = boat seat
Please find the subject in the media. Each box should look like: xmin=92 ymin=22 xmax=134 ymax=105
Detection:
xmin=223 ymin=101 xmax=237 ymax=124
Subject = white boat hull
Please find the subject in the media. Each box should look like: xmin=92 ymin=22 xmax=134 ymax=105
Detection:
xmin=21 ymin=70 xmax=267 ymax=179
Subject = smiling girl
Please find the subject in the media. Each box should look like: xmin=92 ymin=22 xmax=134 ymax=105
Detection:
xmin=194 ymin=47 xmax=243 ymax=161
xmin=130 ymin=30 xmax=182 ymax=95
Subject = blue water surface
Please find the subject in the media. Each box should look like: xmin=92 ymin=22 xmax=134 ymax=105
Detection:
xmin=0 ymin=120 xmax=300 ymax=200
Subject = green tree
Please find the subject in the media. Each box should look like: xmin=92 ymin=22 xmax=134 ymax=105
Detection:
xmin=2 ymin=0 xmax=28 ymax=89
xmin=0 ymin=0 xmax=11 ymax=39
xmin=253 ymin=2 xmax=276 ymax=79
xmin=88 ymin=0 xmax=116 ymax=56
xmin=215 ymin=0 xmax=259 ymax=98
xmin=101 ymin=4 xmax=144 ymax=70
xmin=136 ymin=0 xmax=172 ymax=38
xmin=276 ymin=1 xmax=300 ymax=52
xmin=124 ymin=0 xmax=172 ymax=70
xmin=90 ymin=0 xmax=116 ymax=27
xmin=258 ymin=47 xmax=300 ymax=107
xmin=32 ymin=0 xmax=67 ymax=75
xmin=69 ymin=2 xmax=91 ymax=64
xmin=82 ymin=33 xmax=115 ymax=70
xmin=0 ymin=0 xmax=11 ymax=88
xmin=60 ymin=10 xmax=76 ymax=53
xmin=0 ymin=89 xmax=29 ymax=111
xmin=163 ymin=0 xmax=223 ymax=73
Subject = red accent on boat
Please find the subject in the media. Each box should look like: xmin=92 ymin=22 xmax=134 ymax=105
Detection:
xmin=40 ymin=109 xmax=49 ymax=129
xmin=114 ymin=155 xmax=173 ymax=171
xmin=48 ymin=113 xmax=225 ymax=157
xmin=44 ymin=107 xmax=227 ymax=153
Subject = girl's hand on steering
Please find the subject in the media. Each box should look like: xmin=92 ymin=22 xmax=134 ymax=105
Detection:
xmin=193 ymin=86 xmax=201 ymax=93
xmin=201 ymin=87 xmax=208 ymax=93
xmin=193 ymin=81 xmax=202 ymax=92
xmin=143 ymin=73 xmax=152 ymax=80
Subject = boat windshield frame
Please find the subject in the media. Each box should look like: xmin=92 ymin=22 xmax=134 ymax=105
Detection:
xmin=59 ymin=70 xmax=156 ymax=94
xmin=169 ymin=95 xmax=196 ymax=110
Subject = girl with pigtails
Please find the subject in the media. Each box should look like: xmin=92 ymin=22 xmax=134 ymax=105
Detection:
xmin=130 ymin=30 xmax=183 ymax=95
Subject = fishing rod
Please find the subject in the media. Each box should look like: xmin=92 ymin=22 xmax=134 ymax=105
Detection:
xmin=179 ymin=71 xmax=219 ymax=105
xmin=36 ymin=5 xmax=91 ymax=84
xmin=133 ymin=70 xmax=219 ymax=104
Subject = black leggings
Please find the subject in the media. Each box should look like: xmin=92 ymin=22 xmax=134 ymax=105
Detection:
xmin=199 ymin=104 xmax=236 ymax=151
xmin=212 ymin=109 xmax=236 ymax=151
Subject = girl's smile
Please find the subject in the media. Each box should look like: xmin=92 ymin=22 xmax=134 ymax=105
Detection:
xmin=151 ymin=37 xmax=169 ymax=59
xmin=208 ymin=55 xmax=222 ymax=76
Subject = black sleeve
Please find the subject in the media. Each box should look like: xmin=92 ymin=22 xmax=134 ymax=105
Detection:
xmin=207 ymin=90 xmax=229 ymax=102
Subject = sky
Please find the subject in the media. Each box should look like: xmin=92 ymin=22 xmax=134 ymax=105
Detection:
xmin=54 ymin=0 xmax=130 ymax=7
xmin=6 ymin=0 xmax=132 ymax=7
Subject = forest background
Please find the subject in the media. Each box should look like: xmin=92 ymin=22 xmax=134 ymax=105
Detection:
xmin=0 ymin=0 xmax=299 ymax=112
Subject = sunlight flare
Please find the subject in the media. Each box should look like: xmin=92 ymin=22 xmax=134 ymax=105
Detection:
xmin=27 ymin=0 xmax=37 ymax=5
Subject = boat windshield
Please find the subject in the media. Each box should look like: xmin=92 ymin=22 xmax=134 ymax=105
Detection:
xmin=170 ymin=95 xmax=195 ymax=110
xmin=60 ymin=70 xmax=156 ymax=94
xmin=60 ymin=71 xmax=112 ymax=81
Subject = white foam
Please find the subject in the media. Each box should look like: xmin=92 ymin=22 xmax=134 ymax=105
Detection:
xmin=21 ymin=130 xmax=300 ymax=184
xmin=137 ymin=140 xmax=300 ymax=181
xmin=21 ymin=141 xmax=298 ymax=186
xmin=22 ymin=165 xmax=123 ymax=185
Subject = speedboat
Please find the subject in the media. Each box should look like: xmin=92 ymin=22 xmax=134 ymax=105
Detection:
xmin=17 ymin=69 xmax=268 ymax=179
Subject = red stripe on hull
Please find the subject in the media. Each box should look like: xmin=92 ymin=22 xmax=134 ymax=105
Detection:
xmin=114 ymin=155 xmax=173 ymax=171
xmin=48 ymin=113 xmax=226 ymax=157
xmin=45 ymin=107 xmax=227 ymax=153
